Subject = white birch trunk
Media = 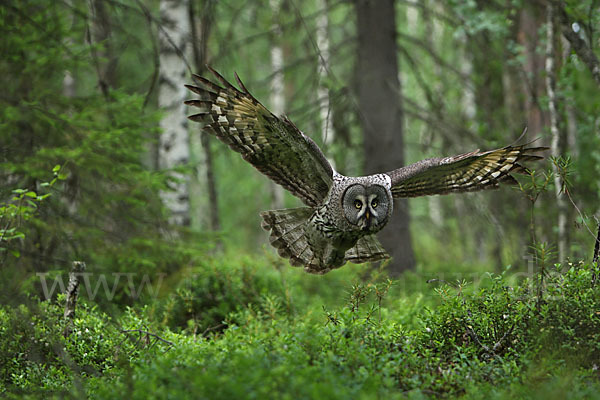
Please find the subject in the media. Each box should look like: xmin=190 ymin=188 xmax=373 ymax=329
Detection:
xmin=315 ymin=0 xmax=335 ymax=170
xmin=545 ymin=4 xmax=568 ymax=261
xmin=158 ymin=0 xmax=191 ymax=226
xmin=269 ymin=0 xmax=285 ymax=210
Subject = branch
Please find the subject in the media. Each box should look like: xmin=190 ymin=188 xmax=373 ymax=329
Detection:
xmin=593 ymin=220 xmax=600 ymax=286
xmin=593 ymin=220 xmax=600 ymax=264
xmin=121 ymin=329 xmax=174 ymax=347
xmin=555 ymin=1 xmax=600 ymax=86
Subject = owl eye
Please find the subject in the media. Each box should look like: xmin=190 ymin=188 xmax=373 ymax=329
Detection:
xmin=371 ymin=199 xmax=378 ymax=208
xmin=354 ymin=199 xmax=362 ymax=209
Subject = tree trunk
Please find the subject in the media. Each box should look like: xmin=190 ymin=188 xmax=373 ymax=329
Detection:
xmin=189 ymin=0 xmax=221 ymax=237
xmin=87 ymin=0 xmax=117 ymax=99
xmin=316 ymin=0 xmax=335 ymax=169
xmin=517 ymin=5 xmax=548 ymax=138
xmin=545 ymin=3 xmax=568 ymax=262
xmin=355 ymin=0 xmax=415 ymax=276
xmin=422 ymin=0 xmax=445 ymax=229
xmin=268 ymin=0 xmax=286 ymax=210
xmin=158 ymin=0 xmax=191 ymax=226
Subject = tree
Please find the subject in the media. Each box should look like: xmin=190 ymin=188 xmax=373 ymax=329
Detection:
xmin=189 ymin=0 xmax=221 ymax=237
xmin=158 ymin=0 xmax=192 ymax=226
xmin=354 ymin=0 xmax=415 ymax=275
xmin=316 ymin=0 xmax=336 ymax=168
xmin=545 ymin=3 xmax=568 ymax=261
xmin=268 ymin=0 xmax=286 ymax=210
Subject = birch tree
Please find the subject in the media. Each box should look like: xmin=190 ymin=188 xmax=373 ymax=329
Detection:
xmin=546 ymin=3 xmax=568 ymax=261
xmin=158 ymin=0 xmax=192 ymax=226
xmin=269 ymin=0 xmax=285 ymax=210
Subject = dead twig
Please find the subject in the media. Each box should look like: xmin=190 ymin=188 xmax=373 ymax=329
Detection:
xmin=63 ymin=261 xmax=86 ymax=337
xmin=592 ymin=220 xmax=600 ymax=285
xmin=464 ymin=308 xmax=515 ymax=358
xmin=121 ymin=328 xmax=175 ymax=348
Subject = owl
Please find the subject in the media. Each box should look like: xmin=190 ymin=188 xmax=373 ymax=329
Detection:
xmin=185 ymin=67 xmax=546 ymax=274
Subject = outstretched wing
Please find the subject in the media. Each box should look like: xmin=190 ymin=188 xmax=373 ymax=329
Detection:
xmin=185 ymin=67 xmax=334 ymax=207
xmin=386 ymin=144 xmax=547 ymax=198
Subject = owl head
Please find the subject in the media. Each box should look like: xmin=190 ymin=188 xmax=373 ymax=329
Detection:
xmin=342 ymin=184 xmax=392 ymax=232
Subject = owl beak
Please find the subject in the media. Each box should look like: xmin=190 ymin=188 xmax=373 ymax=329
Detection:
xmin=361 ymin=210 xmax=371 ymax=231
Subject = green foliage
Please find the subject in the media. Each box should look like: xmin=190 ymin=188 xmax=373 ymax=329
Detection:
xmin=2 ymin=0 xmax=600 ymax=398
xmin=0 ymin=297 xmax=169 ymax=398
xmin=0 ymin=166 xmax=64 ymax=259
xmin=157 ymin=257 xmax=287 ymax=333
xmin=2 ymin=256 xmax=599 ymax=399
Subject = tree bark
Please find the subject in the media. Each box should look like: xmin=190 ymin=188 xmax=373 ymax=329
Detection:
xmin=268 ymin=0 xmax=286 ymax=210
xmin=63 ymin=261 xmax=86 ymax=337
xmin=355 ymin=0 xmax=415 ymax=275
xmin=517 ymin=4 xmax=548 ymax=138
xmin=87 ymin=0 xmax=117 ymax=99
xmin=546 ymin=3 xmax=568 ymax=262
xmin=189 ymin=0 xmax=221 ymax=236
xmin=315 ymin=0 xmax=336 ymax=169
xmin=158 ymin=0 xmax=192 ymax=226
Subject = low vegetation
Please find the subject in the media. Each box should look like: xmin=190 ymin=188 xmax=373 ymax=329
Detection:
xmin=2 ymin=255 xmax=599 ymax=399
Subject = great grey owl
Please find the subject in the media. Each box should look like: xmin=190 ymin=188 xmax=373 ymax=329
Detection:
xmin=185 ymin=67 xmax=546 ymax=274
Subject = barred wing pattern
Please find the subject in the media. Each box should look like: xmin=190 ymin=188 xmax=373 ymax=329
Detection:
xmin=185 ymin=68 xmax=334 ymax=207
xmin=386 ymin=145 xmax=547 ymax=198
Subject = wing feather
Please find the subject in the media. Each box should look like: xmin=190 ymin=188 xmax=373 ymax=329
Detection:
xmin=185 ymin=69 xmax=333 ymax=206
xmin=386 ymin=145 xmax=548 ymax=198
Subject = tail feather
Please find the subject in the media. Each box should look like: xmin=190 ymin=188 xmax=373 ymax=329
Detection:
xmin=261 ymin=208 xmax=389 ymax=273
xmin=345 ymin=235 xmax=390 ymax=264
xmin=260 ymin=208 xmax=318 ymax=271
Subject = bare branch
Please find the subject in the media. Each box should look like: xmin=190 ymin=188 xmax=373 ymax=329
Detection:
xmin=121 ymin=329 xmax=175 ymax=347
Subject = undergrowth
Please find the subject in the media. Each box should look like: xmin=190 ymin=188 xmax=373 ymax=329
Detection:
xmin=2 ymin=257 xmax=599 ymax=399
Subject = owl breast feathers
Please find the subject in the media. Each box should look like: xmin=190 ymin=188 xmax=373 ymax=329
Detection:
xmin=185 ymin=67 xmax=547 ymax=274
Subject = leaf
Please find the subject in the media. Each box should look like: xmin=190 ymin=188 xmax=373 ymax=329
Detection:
xmin=52 ymin=165 xmax=61 ymax=173
xmin=9 ymin=249 xmax=20 ymax=258
xmin=25 ymin=191 xmax=37 ymax=198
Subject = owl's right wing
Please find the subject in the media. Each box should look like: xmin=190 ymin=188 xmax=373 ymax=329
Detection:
xmin=385 ymin=144 xmax=547 ymax=198
xmin=185 ymin=67 xmax=333 ymax=207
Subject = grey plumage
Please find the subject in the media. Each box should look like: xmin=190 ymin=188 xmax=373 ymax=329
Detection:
xmin=185 ymin=67 xmax=548 ymax=274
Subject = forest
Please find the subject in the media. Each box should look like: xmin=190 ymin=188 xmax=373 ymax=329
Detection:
xmin=1 ymin=0 xmax=600 ymax=398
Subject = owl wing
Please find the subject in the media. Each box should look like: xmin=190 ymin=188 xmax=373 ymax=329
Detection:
xmin=185 ymin=67 xmax=334 ymax=207
xmin=386 ymin=144 xmax=547 ymax=198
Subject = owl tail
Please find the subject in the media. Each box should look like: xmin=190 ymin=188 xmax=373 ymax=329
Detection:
xmin=260 ymin=207 xmax=321 ymax=271
xmin=345 ymin=235 xmax=390 ymax=264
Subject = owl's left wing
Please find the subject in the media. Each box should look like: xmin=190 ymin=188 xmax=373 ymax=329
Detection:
xmin=185 ymin=68 xmax=333 ymax=207
xmin=385 ymin=144 xmax=547 ymax=198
